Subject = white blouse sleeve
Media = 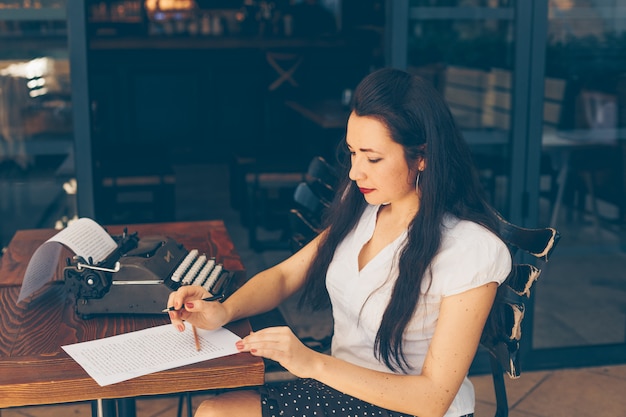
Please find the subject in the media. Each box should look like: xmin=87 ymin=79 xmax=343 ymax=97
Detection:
xmin=427 ymin=219 xmax=512 ymax=297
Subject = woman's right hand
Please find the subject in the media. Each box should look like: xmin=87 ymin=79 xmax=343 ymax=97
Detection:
xmin=166 ymin=285 xmax=230 ymax=332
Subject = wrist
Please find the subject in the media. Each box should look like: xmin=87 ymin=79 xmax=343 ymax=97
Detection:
xmin=307 ymin=350 xmax=330 ymax=380
xmin=220 ymin=299 xmax=237 ymax=324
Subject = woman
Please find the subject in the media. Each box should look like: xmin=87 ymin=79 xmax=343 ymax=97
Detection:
xmin=167 ymin=68 xmax=512 ymax=417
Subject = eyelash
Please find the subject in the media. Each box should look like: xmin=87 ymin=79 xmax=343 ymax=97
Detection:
xmin=349 ymin=151 xmax=381 ymax=163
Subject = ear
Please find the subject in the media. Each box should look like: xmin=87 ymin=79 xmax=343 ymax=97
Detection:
xmin=415 ymin=157 xmax=426 ymax=172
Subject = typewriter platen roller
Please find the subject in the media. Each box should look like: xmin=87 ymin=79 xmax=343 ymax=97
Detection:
xmin=64 ymin=231 xmax=236 ymax=318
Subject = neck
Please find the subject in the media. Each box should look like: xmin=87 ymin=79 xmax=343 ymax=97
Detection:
xmin=378 ymin=194 xmax=420 ymax=228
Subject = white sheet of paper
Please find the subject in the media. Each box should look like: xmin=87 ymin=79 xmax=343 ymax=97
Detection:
xmin=62 ymin=324 xmax=241 ymax=386
xmin=50 ymin=217 xmax=118 ymax=262
xmin=18 ymin=217 xmax=118 ymax=303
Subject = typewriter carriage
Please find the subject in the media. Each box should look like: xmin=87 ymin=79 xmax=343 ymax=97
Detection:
xmin=64 ymin=230 xmax=236 ymax=318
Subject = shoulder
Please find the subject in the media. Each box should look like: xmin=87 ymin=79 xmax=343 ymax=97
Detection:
xmin=440 ymin=215 xmax=505 ymax=250
xmin=427 ymin=215 xmax=512 ymax=296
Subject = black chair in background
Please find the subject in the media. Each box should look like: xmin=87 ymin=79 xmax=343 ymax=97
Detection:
xmin=304 ymin=155 xmax=338 ymax=201
xmin=293 ymin=181 xmax=330 ymax=220
xmin=479 ymin=212 xmax=560 ymax=417
xmin=288 ymin=156 xmax=337 ymax=252
xmin=237 ymin=155 xmax=338 ymax=252
xmin=232 ymin=152 xmax=306 ymax=251
xmin=288 ymin=208 xmax=322 ymax=253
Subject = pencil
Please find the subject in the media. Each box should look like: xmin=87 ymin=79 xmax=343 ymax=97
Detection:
xmin=192 ymin=325 xmax=201 ymax=351
xmin=162 ymin=294 xmax=224 ymax=313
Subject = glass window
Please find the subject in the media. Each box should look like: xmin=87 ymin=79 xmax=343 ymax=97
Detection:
xmin=407 ymin=1 xmax=515 ymax=214
xmin=535 ymin=0 xmax=626 ymax=348
xmin=0 ymin=1 xmax=75 ymax=249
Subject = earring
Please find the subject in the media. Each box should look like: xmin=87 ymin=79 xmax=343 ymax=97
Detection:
xmin=415 ymin=171 xmax=421 ymax=194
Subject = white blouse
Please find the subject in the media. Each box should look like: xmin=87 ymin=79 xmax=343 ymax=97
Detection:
xmin=326 ymin=204 xmax=511 ymax=417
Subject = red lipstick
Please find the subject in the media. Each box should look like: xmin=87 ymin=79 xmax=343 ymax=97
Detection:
xmin=359 ymin=188 xmax=374 ymax=194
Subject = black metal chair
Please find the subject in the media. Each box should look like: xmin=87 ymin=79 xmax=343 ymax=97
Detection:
xmin=480 ymin=212 xmax=560 ymax=417
xmin=287 ymin=208 xmax=322 ymax=252
xmin=287 ymin=156 xmax=337 ymax=252
xmin=304 ymin=155 xmax=338 ymax=203
xmin=294 ymin=181 xmax=330 ymax=218
xmin=235 ymin=155 xmax=337 ymax=252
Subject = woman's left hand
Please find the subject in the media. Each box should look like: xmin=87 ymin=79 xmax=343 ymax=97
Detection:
xmin=236 ymin=326 xmax=320 ymax=379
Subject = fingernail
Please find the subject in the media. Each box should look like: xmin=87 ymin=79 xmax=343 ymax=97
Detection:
xmin=177 ymin=324 xmax=184 ymax=332
xmin=185 ymin=302 xmax=194 ymax=309
xmin=235 ymin=341 xmax=243 ymax=350
xmin=250 ymin=348 xmax=257 ymax=354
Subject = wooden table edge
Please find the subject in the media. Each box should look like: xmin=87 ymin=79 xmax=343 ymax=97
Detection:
xmin=0 ymin=354 xmax=265 ymax=408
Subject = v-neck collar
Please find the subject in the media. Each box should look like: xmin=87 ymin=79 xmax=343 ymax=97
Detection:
xmin=357 ymin=205 xmax=408 ymax=273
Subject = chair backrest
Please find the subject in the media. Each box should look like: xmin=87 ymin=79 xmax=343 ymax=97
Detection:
xmin=479 ymin=211 xmax=560 ymax=417
xmin=288 ymin=208 xmax=322 ymax=252
xmin=288 ymin=156 xmax=338 ymax=253
xmin=293 ymin=182 xmax=330 ymax=217
xmin=306 ymin=156 xmax=338 ymax=185
xmin=305 ymin=156 xmax=338 ymax=203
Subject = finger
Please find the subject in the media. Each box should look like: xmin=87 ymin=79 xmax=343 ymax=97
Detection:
xmin=239 ymin=327 xmax=294 ymax=354
xmin=181 ymin=299 xmax=204 ymax=312
xmin=166 ymin=291 xmax=181 ymax=312
xmin=166 ymin=287 xmax=189 ymax=312
xmin=166 ymin=287 xmax=205 ymax=331
xmin=241 ymin=338 xmax=284 ymax=356
xmin=168 ymin=310 xmax=186 ymax=332
xmin=239 ymin=329 xmax=314 ymax=378
xmin=242 ymin=326 xmax=292 ymax=341
xmin=166 ymin=286 xmax=208 ymax=312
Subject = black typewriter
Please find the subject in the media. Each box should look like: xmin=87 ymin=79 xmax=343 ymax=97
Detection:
xmin=64 ymin=229 xmax=236 ymax=318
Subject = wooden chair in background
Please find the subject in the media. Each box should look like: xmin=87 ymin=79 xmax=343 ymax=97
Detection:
xmin=265 ymin=52 xmax=304 ymax=92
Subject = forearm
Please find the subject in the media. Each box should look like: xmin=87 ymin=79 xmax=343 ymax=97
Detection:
xmin=222 ymin=266 xmax=297 ymax=323
xmin=307 ymin=354 xmax=451 ymax=417
xmin=223 ymin=232 xmax=322 ymax=323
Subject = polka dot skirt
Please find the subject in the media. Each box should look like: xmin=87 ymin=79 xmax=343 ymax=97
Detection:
xmin=258 ymin=378 xmax=474 ymax=417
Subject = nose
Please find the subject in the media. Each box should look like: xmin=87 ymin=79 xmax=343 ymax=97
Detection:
xmin=348 ymin=155 xmax=365 ymax=182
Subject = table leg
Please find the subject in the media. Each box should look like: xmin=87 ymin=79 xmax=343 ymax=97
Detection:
xmin=92 ymin=399 xmax=116 ymax=417
xmin=177 ymin=392 xmax=193 ymax=417
xmin=117 ymin=398 xmax=136 ymax=417
xmin=92 ymin=398 xmax=136 ymax=417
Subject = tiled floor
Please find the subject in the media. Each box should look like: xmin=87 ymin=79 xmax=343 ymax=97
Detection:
xmin=3 ymin=163 xmax=626 ymax=417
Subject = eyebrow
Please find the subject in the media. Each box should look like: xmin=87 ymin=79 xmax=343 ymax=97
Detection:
xmin=346 ymin=143 xmax=380 ymax=153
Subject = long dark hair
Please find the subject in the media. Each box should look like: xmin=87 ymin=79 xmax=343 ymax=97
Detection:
xmin=299 ymin=68 xmax=501 ymax=372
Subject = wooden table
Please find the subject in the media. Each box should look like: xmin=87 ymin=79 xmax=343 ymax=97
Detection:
xmin=0 ymin=220 xmax=264 ymax=415
xmin=542 ymin=129 xmax=623 ymax=227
